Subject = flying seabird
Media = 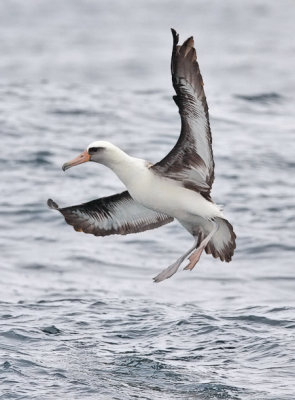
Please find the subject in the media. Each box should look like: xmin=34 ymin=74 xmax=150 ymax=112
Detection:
xmin=48 ymin=29 xmax=236 ymax=282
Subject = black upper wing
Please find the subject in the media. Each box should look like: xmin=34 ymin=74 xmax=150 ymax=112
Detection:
xmin=152 ymin=29 xmax=214 ymax=199
xmin=48 ymin=191 xmax=173 ymax=236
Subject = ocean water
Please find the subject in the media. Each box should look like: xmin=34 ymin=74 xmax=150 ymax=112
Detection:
xmin=1 ymin=1 xmax=295 ymax=399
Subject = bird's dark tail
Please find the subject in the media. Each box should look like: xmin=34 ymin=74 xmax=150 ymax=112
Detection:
xmin=205 ymin=217 xmax=236 ymax=262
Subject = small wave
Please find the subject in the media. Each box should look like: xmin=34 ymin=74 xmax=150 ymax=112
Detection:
xmin=41 ymin=325 xmax=61 ymax=335
xmin=37 ymin=298 xmax=86 ymax=304
xmin=235 ymin=92 xmax=282 ymax=104
xmin=223 ymin=314 xmax=292 ymax=327
xmin=134 ymin=89 xmax=163 ymax=95
xmin=120 ymin=356 xmax=167 ymax=371
xmin=50 ymin=108 xmax=98 ymax=116
xmin=267 ymin=306 xmax=295 ymax=313
xmin=21 ymin=263 xmax=47 ymax=270
xmin=3 ymin=361 xmax=11 ymax=369
xmin=1 ymin=329 xmax=37 ymax=342
xmin=17 ymin=151 xmax=53 ymax=166
xmin=243 ymin=243 xmax=295 ymax=256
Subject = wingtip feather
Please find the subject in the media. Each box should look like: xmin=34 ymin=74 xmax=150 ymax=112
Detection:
xmin=47 ymin=198 xmax=59 ymax=210
xmin=171 ymin=28 xmax=179 ymax=45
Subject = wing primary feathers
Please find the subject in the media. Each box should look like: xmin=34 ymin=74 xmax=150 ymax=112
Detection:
xmin=171 ymin=28 xmax=179 ymax=46
xmin=47 ymin=199 xmax=59 ymax=210
xmin=47 ymin=191 xmax=173 ymax=237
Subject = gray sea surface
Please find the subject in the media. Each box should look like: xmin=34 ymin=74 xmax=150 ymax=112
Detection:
xmin=1 ymin=1 xmax=295 ymax=399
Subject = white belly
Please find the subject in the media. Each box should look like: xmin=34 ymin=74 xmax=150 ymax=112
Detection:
xmin=127 ymin=169 xmax=223 ymax=220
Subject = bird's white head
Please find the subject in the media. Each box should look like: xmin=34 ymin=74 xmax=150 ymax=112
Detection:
xmin=62 ymin=140 xmax=122 ymax=171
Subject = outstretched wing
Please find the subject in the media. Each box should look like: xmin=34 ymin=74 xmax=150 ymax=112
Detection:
xmin=152 ymin=29 xmax=214 ymax=199
xmin=47 ymin=191 xmax=173 ymax=236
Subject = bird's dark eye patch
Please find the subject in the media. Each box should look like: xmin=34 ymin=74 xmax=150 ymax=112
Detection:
xmin=88 ymin=147 xmax=105 ymax=155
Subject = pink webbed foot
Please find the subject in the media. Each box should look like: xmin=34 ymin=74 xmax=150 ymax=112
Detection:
xmin=184 ymin=220 xmax=218 ymax=271
xmin=183 ymin=246 xmax=204 ymax=270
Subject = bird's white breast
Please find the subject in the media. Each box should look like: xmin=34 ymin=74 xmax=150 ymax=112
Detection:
xmin=105 ymin=154 xmax=222 ymax=221
xmin=126 ymin=164 xmax=222 ymax=221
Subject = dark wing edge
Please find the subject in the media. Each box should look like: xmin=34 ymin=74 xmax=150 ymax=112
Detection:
xmin=47 ymin=191 xmax=174 ymax=237
xmin=152 ymin=28 xmax=214 ymax=199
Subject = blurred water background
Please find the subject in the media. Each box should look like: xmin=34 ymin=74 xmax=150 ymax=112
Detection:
xmin=1 ymin=1 xmax=295 ymax=399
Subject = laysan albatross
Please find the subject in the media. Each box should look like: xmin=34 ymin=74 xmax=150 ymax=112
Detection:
xmin=48 ymin=29 xmax=236 ymax=282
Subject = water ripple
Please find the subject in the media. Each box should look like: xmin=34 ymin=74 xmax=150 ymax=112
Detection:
xmin=1 ymin=1 xmax=295 ymax=399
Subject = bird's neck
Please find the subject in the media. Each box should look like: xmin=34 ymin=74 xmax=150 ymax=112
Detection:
xmin=101 ymin=147 xmax=145 ymax=189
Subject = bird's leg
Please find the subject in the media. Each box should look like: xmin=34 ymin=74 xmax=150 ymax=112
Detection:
xmin=184 ymin=220 xmax=218 ymax=271
xmin=153 ymin=239 xmax=198 ymax=283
